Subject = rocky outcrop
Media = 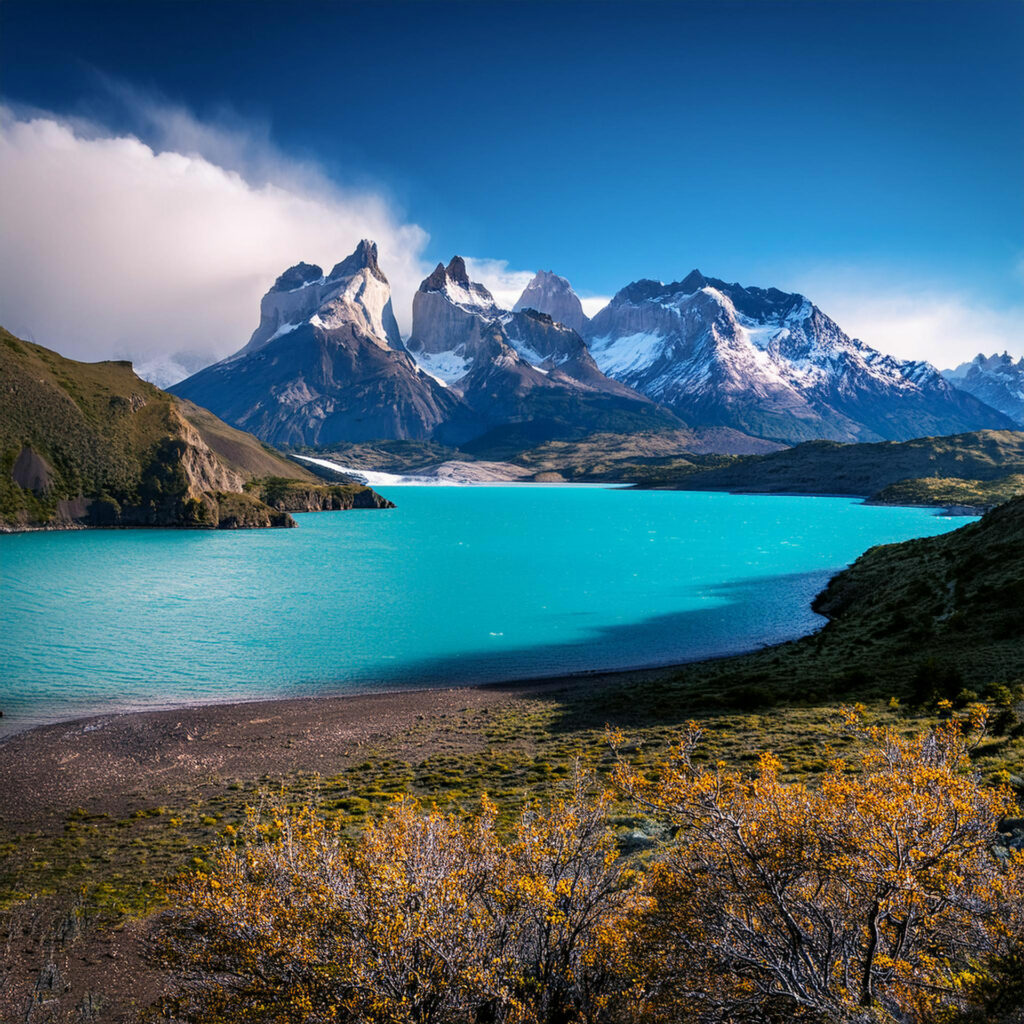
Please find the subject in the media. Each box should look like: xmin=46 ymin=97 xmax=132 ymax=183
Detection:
xmin=253 ymin=478 xmax=395 ymax=512
xmin=513 ymin=269 xmax=589 ymax=335
xmin=11 ymin=446 xmax=54 ymax=493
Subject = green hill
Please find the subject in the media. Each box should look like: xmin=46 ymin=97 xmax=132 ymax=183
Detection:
xmin=0 ymin=329 xmax=390 ymax=530
xmin=662 ymin=430 xmax=1024 ymax=507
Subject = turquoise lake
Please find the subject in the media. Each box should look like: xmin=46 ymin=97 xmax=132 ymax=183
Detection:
xmin=0 ymin=486 xmax=974 ymax=737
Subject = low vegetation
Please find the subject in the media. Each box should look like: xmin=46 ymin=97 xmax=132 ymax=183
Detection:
xmin=870 ymin=473 xmax=1024 ymax=511
xmin=152 ymin=710 xmax=1022 ymax=1024
xmin=667 ymin=430 xmax=1024 ymax=504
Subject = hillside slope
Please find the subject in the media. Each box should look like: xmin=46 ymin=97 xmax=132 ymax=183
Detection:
xmin=665 ymin=430 xmax=1024 ymax=503
xmin=0 ymin=329 xmax=389 ymax=530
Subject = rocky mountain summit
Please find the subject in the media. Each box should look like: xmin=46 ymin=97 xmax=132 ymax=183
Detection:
xmin=240 ymin=242 xmax=402 ymax=356
xmin=514 ymin=269 xmax=589 ymax=335
xmin=581 ymin=270 xmax=1012 ymax=444
xmin=943 ymin=352 xmax=1024 ymax=426
xmin=172 ymin=242 xmax=469 ymax=446
xmin=174 ymin=246 xmax=678 ymax=449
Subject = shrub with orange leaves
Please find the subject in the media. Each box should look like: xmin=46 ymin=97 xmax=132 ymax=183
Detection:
xmin=152 ymin=767 xmax=645 ymax=1024
xmin=153 ymin=714 xmax=1022 ymax=1024
xmin=612 ymin=706 xmax=1024 ymax=1024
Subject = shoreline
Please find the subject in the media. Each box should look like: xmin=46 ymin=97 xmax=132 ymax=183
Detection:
xmin=0 ymin=660 xmax=690 ymax=830
xmin=0 ymin=484 xmax=983 ymax=537
xmin=0 ymin=656 xmax=729 ymax=746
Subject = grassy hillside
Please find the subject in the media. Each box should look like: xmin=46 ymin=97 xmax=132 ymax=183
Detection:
xmin=0 ymin=329 xmax=388 ymax=530
xmin=664 ymin=430 xmax=1024 ymax=505
xmin=870 ymin=473 xmax=1024 ymax=511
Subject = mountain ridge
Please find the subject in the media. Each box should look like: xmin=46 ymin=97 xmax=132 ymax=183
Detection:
xmin=943 ymin=352 xmax=1024 ymax=426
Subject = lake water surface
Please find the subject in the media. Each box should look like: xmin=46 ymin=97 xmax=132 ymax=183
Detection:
xmin=0 ymin=486 xmax=973 ymax=737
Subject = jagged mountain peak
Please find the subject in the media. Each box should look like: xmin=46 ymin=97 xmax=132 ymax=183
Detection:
xmin=327 ymin=239 xmax=385 ymax=284
xmin=419 ymin=256 xmax=495 ymax=304
xmin=234 ymin=240 xmax=403 ymax=357
xmin=445 ymin=255 xmax=471 ymax=286
xmin=514 ymin=269 xmax=589 ymax=335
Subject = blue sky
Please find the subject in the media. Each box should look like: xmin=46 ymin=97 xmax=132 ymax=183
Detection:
xmin=0 ymin=0 xmax=1021 ymax=373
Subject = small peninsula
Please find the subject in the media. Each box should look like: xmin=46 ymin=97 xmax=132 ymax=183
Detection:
xmin=0 ymin=329 xmax=392 ymax=533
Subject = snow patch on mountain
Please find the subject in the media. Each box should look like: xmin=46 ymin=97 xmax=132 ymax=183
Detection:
xmin=412 ymin=349 xmax=471 ymax=386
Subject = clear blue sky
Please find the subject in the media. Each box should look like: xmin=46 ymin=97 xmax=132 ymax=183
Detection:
xmin=1 ymin=0 xmax=1021 ymax=309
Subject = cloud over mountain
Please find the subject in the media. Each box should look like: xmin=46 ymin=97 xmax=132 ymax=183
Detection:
xmin=0 ymin=103 xmax=429 ymax=385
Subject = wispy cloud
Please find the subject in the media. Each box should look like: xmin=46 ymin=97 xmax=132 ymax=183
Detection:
xmin=0 ymin=97 xmax=429 ymax=385
xmin=462 ymin=258 xmax=535 ymax=309
xmin=789 ymin=266 xmax=1024 ymax=369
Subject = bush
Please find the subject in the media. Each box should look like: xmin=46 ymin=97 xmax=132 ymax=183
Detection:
xmin=154 ymin=715 xmax=1023 ymax=1024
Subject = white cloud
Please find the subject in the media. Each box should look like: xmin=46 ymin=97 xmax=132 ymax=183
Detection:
xmin=462 ymin=257 xmax=535 ymax=309
xmin=792 ymin=269 xmax=1024 ymax=370
xmin=0 ymin=103 xmax=430 ymax=384
xmin=579 ymin=296 xmax=611 ymax=319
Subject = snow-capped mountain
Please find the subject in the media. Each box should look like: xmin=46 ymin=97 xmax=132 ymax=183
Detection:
xmin=582 ymin=270 xmax=1014 ymax=443
xmin=239 ymin=243 xmax=403 ymax=357
xmin=171 ymin=245 xmax=676 ymax=448
xmin=514 ymin=270 xmax=589 ymax=335
xmin=171 ymin=241 xmax=471 ymax=446
xmin=943 ymin=353 xmax=1024 ymax=426
xmin=405 ymin=257 xmax=679 ymax=445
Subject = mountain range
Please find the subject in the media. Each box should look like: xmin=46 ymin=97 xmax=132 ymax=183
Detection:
xmin=172 ymin=244 xmax=676 ymax=453
xmin=171 ymin=242 xmax=1015 ymax=450
xmin=942 ymin=352 xmax=1024 ymax=427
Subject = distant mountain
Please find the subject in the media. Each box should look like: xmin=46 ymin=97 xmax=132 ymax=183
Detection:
xmin=172 ymin=242 xmax=471 ymax=446
xmin=580 ymin=270 xmax=1013 ymax=444
xmin=173 ymin=244 xmax=679 ymax=451
xmin=0 ymin=327 xmax=389 ymax=531
xmin=513 ymin=270 xmax=589 ymax=335
xmin=943 ymin=353 xmax=1024 ymax=426
xmin=405 ymin=256 xmax=680 ymax=452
